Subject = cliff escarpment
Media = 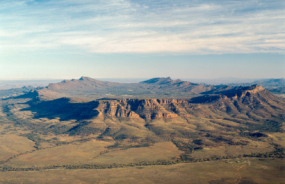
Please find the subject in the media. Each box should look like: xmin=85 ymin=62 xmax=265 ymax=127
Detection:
xmin=23 ymin=85 xmax=285 ymax=122
xmin=3 ymin=84 xmax=285 ymax=150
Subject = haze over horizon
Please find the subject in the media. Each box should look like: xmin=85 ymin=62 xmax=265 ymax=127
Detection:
xmin=0 ymin=0 xmax=284 ymax=79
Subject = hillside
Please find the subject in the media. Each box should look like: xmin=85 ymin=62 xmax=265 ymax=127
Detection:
xmin=47 ymin=77 xmax=121 ymax=91
xmin=228 ymin=78 xmax=285 ymax=95
xmin=2 ymin=84 xmax=284 ymax=148
xmin=252 ymin=78 xmax=285 ymax=87
xmin=0 ymin=80 xmax=284 ymax=183
xmin=0 ymin=86 xmax=35 ymax=98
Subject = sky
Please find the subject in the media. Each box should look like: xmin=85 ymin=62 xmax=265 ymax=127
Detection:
xmin=0 ymin=0 xmax=284 ymax=80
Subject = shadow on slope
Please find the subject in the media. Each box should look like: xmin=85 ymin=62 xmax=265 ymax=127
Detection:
xmin=189 ymin=95 xmax=221 ymax=103
xmin=21 ymin=98 xmax=100 ymax=121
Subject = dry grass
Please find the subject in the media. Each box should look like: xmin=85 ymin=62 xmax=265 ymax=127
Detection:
xmin=191 ymin=146 xmax=228 ymax=158
xmin=0 ymin=158 xmax=284 ymax=184
xmin=6 ymin=141 xmax=183 ymax=168
xmin=0 ymin=134 xmax=35 ymax=161
xmin=225 ymin=141 xmax=275 ymax=155
xmin=6 ymin=140 xmax=114 ymax=168
xmin=267 ymin=132 xmax=285 ymax=147
xmin=91 ymin=142 xmax=183 ymax=165
xmin=190 ymin=140 xmax=275 ymax=159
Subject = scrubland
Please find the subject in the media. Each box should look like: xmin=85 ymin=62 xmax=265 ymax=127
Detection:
xmin=0 ymin=79 xmax=285 ymax=183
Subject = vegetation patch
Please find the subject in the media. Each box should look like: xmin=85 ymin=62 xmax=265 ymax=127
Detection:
xmin=67 ymin=121 xmax=101 ymax=136
xmin=107 ymin=142 xmax=151 ymax=150
xmin=21 ymin=133 xmax=43 ymax=149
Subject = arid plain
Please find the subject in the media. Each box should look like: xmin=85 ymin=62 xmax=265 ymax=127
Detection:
xmin=0 ymin=77 xmax=284 ymax=184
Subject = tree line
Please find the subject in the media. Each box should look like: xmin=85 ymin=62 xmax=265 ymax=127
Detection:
xmin=1 ymin=144 xmax=284 ymax=172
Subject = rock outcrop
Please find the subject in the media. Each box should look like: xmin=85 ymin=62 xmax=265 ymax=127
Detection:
xmin=89 ymin=85 xmax=283 ymax=121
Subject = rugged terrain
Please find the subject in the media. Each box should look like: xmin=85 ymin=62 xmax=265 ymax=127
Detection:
xmin=0 ymin=77 xmax=284 ymax=183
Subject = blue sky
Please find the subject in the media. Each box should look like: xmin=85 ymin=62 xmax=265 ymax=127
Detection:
xmin=0 ymin=0 xmax=284 ymax=79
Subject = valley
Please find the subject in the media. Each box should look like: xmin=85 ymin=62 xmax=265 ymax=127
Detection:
xmin=0 ymin=77 xmax=284 ymax=183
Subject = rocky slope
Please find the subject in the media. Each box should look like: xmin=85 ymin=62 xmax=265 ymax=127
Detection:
xmin=96 ymin=85 xmax=285 ymax=124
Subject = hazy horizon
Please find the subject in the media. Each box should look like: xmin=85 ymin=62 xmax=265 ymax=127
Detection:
xmin=0 ymin=77 xmax=283 ymax=90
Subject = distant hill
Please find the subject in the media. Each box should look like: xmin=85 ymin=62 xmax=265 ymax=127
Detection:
xmin=140 ymin=77 xmax=189 ymax=85
xmin=41 ymin=77 xmax=285 ymax=100
xmin=0 ymin=79 xmax=61 ymax=90
xmin=0 ymin=86 xmax=36 ymax=98
xmin=228 ymin=78 xmax=285 ymax=95
xmin=47 ymin=76 xmax=121 ymax=91
xmin=181 ymin=77 xmax=258 ymax=85
xmin=249 ymin=78 xmax=285 ymax=88
xmin=42 ymin=77 xmax=217 ymax=99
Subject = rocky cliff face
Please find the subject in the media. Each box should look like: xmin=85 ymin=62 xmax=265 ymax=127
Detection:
xmin=91 ymin=85 xmax=284 ymax=121
xmin=95 ymin=99 xmax=182 ymax=119
xmin=7 ymin=84 xmax=285 ymax=140
xmin=24 ymin=84 xmax=285 ymax=123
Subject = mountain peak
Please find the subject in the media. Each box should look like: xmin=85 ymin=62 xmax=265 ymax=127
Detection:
xmin=220 ymin=84 xmax=265 ymax=98
xmin=140 ymin=77 xmax=198 ymax=87
xmin=140 ymin=77 xmax=175 ymax=84
xmin=79 ymin=76 xmax=94 ymax=81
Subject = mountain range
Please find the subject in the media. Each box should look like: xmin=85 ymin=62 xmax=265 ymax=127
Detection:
xmin=4 ymin=77 xmax=283 ymax=144
xmin=0 ymin=77 xmax=285 ymax=183
xmin=44 ymin=76 xmax=213 ymax=99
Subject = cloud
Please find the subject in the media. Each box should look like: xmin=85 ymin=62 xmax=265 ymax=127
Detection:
xmin=0 ymin=0 xmax=284 ymax=54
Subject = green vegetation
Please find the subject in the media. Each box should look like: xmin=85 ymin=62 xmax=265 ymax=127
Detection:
xmin=172 ymin=140 xmax=196 ymax=153
xmin=21 ymin=133 xmax=42 ymax=149
xmin=107 ymin=142 xmax=150 ymax=149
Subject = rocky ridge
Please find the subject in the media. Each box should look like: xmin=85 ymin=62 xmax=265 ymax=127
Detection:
xmin=67 ymin=85 xmax=284 ymax=122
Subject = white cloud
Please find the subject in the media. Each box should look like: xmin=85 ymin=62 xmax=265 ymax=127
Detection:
xmin=0 ymin=0 xmax=284 ymax=54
